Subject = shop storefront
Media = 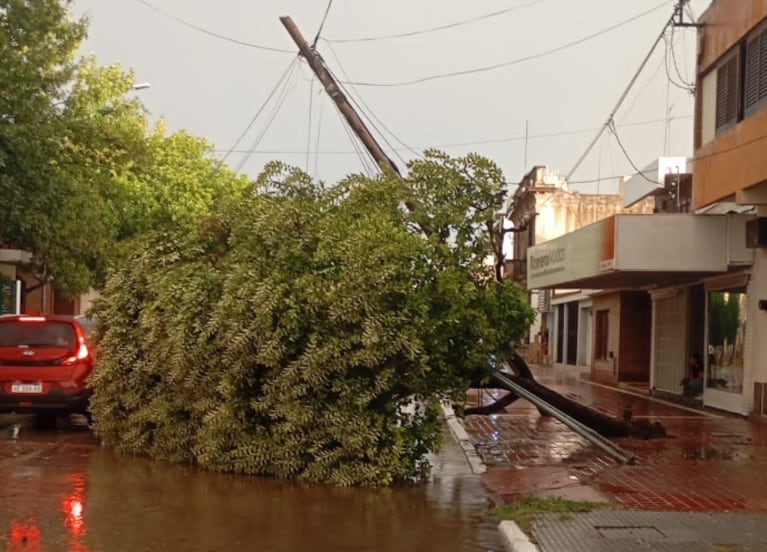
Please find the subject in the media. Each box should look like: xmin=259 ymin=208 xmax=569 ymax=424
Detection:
xmin=527 ymin=213 xmax=755 ymax=415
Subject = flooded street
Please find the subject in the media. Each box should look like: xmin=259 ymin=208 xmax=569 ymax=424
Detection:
xmin=0 ymin=416 xmax=502 ymax=552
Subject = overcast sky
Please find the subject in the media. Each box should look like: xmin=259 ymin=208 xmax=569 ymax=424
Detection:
xmin=71 ymin=0 xmax=710 ymax=193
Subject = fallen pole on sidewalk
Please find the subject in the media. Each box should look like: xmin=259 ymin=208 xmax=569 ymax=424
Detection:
xmin=492 ymin=372 xmax=636 ymax=465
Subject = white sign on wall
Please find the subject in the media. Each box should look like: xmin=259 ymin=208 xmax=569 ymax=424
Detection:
xmin=528 ymin=217 xmax=616 ymax=289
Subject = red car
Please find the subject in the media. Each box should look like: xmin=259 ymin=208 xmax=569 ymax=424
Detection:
xmin=0 ymin=314 xmax=93 ymax=424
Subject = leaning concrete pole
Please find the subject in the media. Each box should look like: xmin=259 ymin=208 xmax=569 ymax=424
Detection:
xmin=279 ymin=16 xmax=403 ymax=182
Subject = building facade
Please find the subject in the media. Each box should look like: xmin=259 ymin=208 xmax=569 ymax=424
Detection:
xmin=504 ymin=165 xmax=654 ymax=367
xmin=517 ymin=1 xmax=767 ymax=418
xmin=691 ymin=0 xmax=767 ymax=416
xmin=0 ymin=251 xmax=85 ymax=315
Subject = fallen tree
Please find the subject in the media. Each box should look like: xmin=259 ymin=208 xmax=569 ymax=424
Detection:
xmin=89 ymin=156 xmax=537 ymax=486
xmin=89 ymin=153 xmax=662 ymax=488
xmin=465 ymin=354 xmax=665 ymax=439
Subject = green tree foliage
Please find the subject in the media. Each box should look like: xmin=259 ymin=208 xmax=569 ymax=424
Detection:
xmin=0 ymin=0 xmax=86 ymax=288
xmin=708 ymin=291 xmax=741 ymax=347
xmin=0 ymin=1 xmax=244 ymax=296
xmin=90 ymin=155 xmax=534 ymax=486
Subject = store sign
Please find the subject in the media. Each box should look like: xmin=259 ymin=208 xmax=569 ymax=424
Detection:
xmin=528 ymin=247 xmax=567 ymax=278
xmin=528 ymin=217 xmax=616 ymax=289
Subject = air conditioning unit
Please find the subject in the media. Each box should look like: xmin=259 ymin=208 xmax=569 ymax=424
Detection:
xmin=746 ymin=217 xmax=767 ymax=248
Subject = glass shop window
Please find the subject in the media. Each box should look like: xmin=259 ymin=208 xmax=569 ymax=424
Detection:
xmin=707 ymin=289 xmax=747 ymax=394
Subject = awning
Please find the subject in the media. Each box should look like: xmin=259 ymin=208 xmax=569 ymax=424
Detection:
xmin=526 ymin=214 xmax=751 ymax=290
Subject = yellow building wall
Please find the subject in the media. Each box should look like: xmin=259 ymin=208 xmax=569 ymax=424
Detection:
xmin=694 ymin=0 xmax=767 ymax=208
xmin=698 ymin=0 xmax=767 ymax=73
xmin=694 ymin=107 xmax=767 ymax=208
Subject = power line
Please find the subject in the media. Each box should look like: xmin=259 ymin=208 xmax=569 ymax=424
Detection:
xmin=568 ymin=130 xmax=767 ymax=186
xmin=328 ymin=94 xmax=378 ymax=176
xmin=136 ymin=0 xmax=293 ymax=53
xmin=234 ymin=63 xmax=300 ymax=174
xmin=608 ymin=121 xmax=656 ymax=183
xmin=663 ymin=30 xmax=695 ymax=93
xmin=323 ymin=41 xmax=421 ymax=162
xmin=335 ymin=1 xmax=672 ymax=88
xmin=313 ymin=93 xmax=326 ymax=176
xmin=305 ymin=76 xmax=315 ymax=172
xmin=684 ymin=1 xmax=697 ymax=22
xmin=619 ymin=49 xmax=666 ymax=123
xmin=313 ymin=0 xmax=334 ymax=47
xmin=436 ymin=115 xmax=691 ymax=149
xmin=568 ymin=173 xmax=641 ymax=186
xmin=221 ymin=57 xmax=299 ymax=163
xmin=327 ymin=0 xmax=548 ymax=43
xmin=327 ymin=64 xmax=409 ymax=168
xmin=565 ymin=3 xmax=675 ymax=181
xmin=214 ymin=114 xmax=692 ymax=155
xmin=667 ymin=25 xmax=695 ymax=92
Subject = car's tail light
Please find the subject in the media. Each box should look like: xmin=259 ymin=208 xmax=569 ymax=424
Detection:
xmin=62 ymin=339 xmax=90 ymax=365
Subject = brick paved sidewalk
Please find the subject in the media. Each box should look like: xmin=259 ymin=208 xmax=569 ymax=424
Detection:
xmin=462 ymin=366 xmax=767 ymax=512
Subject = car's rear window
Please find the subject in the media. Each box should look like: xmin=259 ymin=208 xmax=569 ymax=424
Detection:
xmin=75 ymin=316 xmax=93 ymax=338
xmin=0 ymin=321 xmax=77 ymax=348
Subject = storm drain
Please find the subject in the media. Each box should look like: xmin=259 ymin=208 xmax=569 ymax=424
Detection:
xmin=532 ymin=511 xmax=767 ymax=552
xmin=595 ymin=525 xmax=665 ymax=541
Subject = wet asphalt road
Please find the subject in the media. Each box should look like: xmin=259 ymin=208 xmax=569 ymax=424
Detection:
xmin=0 ymin=415 xmax=502 ymax=552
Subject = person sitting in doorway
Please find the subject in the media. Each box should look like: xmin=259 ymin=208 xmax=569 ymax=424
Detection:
xmin=681 ymin=353 xmax=704 ymax=397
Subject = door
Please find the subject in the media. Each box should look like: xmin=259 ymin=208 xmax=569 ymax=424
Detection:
xmin=578 ymin=307 xmax=592 ymax=366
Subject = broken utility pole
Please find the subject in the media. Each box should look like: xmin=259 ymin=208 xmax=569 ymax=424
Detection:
xmin=280 ymin=16 xmax=402 ymax=181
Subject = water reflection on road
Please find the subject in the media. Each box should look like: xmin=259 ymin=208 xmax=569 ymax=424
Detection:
xmin=0 ymin=417 xmax=501 ymax=551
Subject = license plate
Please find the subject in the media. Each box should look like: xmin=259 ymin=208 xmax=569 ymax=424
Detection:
xmin=11 ymin=383 xmax=42 ymax=394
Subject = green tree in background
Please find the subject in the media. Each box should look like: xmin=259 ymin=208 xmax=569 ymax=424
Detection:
xmin=89 ymin=155 xmax=534 ymax=486
xmin=0 ymin=0 xmax=245 ymax=296
xmin=708 ymin=291 xmax=740 ymax=348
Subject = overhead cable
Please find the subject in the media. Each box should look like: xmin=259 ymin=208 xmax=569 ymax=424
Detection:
xmin=329 ymin=96 xmax=378 ymax=176
xmin=323 ymin=41 xmax=421 ymax=162
xmin=222 ymin=57 xmax=299 ymax=163
xmin=568 ymin=130 xmax=767 ymax=185
xmin=305 ymin=76 xmax=315 ymax=172
xmin=619 ymin=51 xmax=666 ymax=123
xmin=215 ymin=114 xmax=692 ymax=155
xmin=313 ymin=0 xmax=334 ymax=47
xmin=565 ymin=3 xmax=675 ymax=181
xmin=667 ymin=26 xmax=695 ymax=92
xmin=327 ymin=0 xmax=548 ymax=43
xmin=234 ymin=62 xmax=300 ymax=174
xmin=608 ymin=121 xmax=656 ymax=183
xmin=137 ymin=0 xmax=293 ymax=53
xmin=313 ymin=93 xmax=326 ymax=176
xmin=334 ymin=1 xmax=672 ymax=88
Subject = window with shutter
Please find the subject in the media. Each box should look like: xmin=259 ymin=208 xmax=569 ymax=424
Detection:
xmin=715 ymin=63 xmax=729 ymax=128
xmin=745 ymin=35 xmax=761 ymax=110
xmin=743 ymin=24 xmax=767 ymax=117
xmin=715 ymin=53 xmax=739 ymax=132
xmin=760 ymin=28 xmax=767 ymax=103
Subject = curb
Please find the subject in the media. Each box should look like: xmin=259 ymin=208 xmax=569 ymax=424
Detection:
xmin=439 ymin=403 xmax=541 ymax=551
xmin=499 ymin=521 xmax=539 ymax=552
xmin=440 ymin=401 xmax=486 ymax=475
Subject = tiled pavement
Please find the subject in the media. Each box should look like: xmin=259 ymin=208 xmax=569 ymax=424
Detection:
xmin=462 ymin=366 xmax=767 ymax=512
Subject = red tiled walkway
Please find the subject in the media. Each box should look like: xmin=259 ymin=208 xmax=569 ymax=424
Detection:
xmin=462 ymin=369 xmax=767 ymax=512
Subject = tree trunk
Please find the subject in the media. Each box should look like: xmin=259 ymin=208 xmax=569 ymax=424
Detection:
xmin=463 ymin=387 xmax=521 ymax=416
xmin=467 ymin=355 xmax=665 ymax=439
